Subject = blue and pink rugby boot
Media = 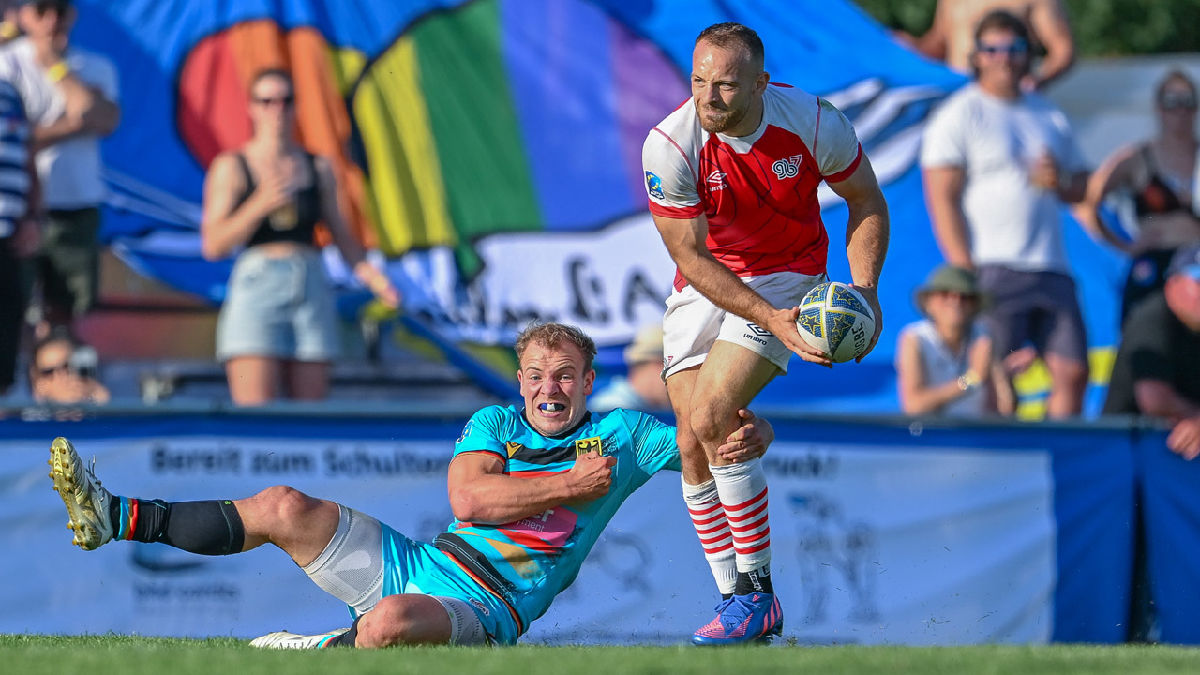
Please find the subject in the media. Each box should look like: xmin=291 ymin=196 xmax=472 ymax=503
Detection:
xmin=691 ymin=592 xmax=783 ymax=646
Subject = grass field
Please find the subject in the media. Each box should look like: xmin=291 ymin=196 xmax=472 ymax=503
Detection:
xmin=2 ymin=636 xmax=1199 ymax=674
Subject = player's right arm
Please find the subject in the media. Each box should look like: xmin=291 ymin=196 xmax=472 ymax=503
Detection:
xmin=650 ymin=212 xmax=828 ymax=365
xmin=447 ymin=452 xmax=615 ymax=525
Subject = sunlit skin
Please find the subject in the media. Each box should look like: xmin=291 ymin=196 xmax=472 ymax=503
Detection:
xmin=972 ymin=28 xmax=1030 ymax=100
xmin=518 ymin=341 xmax=595 ymax=437
xmin=691 ymin=40 xmax=769 ymax=136
xmin=1165 ymin=273 xmax=1200 ymax=332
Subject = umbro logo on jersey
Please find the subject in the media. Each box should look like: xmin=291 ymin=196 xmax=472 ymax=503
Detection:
xmin=706 ymin=170 xmax=728 ymax=190
xmin=771 ymin=155 xmax=803 ymax=180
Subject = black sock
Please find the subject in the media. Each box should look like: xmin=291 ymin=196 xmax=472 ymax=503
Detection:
xmin=722 ymin=592 xmax=733 ymax=600
xmin=110 ymin=498 xmax=245 ymax=555
xmin=325 ymin=617 xmax=361 ymax=648
xmin=734 ymin=564 xmax=773 ymax=595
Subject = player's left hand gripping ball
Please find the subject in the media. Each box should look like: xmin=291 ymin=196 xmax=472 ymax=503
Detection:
xmin=794 ymin=282 xmax=877 ymax=363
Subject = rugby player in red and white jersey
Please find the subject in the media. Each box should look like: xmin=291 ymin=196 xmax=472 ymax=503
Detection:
xmin=642 ymin=22 xmax=889 ymax=645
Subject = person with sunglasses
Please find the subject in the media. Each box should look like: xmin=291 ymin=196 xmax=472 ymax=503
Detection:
xmin=1075 ymin=70 xmax=1200 ymax=324
xmin=921 ymin=9 xmax=1090 ymax=419
xmin=200 ymin=68 xmax=399 ymax=406
xmin=29 ymin=328 xmax=107 ymax=404
xmin=897 ymin=0 xmax=1075 ymax=91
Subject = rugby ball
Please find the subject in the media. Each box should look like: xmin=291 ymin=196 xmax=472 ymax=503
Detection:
xmin=795 ymin=282 xmax=875 ymax=363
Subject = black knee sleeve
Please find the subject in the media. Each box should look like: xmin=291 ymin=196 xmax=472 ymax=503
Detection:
xmin=161 ymin=500 xmax=245 ymax=555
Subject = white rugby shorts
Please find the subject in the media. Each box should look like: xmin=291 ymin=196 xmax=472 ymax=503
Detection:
xmin=662 ymin=270 xmax=825 ymax=379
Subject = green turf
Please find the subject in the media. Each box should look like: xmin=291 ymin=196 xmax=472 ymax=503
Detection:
xmin=2 ymin=636 xmax=1198 ymax=674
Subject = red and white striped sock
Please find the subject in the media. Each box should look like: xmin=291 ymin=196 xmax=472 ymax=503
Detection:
xmin=711 ymin=458 xmax=772 ymax=579
xmin=682 ymin=478 xmax=737 ymax=596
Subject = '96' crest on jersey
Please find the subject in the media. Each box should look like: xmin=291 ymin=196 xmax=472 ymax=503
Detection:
xmin=771 ymin=154 xmax=802 ymax=180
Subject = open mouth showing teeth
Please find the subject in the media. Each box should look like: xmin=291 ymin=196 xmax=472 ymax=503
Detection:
xmin=539 ymin=403 xmax=565 ymax=412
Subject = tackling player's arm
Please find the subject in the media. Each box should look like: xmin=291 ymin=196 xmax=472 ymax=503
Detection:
xmin=651 ymin=212 xmax=830 ymax=366
xmin=447 ymin=451 xmax=615 ymax=525
xmin=828 ymin=154 xmax=889 ymax=361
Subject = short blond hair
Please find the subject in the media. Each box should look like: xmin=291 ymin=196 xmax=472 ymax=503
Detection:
xmin=515 ymin=322 xmax=597 ymax=371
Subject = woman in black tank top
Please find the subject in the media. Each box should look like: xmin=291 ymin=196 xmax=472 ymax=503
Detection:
xmin=199 ymin=68 xmax=399 ymax=406
xmin=1076 ymin=69 xmax=1200 ymax=324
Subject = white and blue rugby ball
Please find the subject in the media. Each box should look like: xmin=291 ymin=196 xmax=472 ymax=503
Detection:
xmin=795 ymin=281 xmax=875 ymax=363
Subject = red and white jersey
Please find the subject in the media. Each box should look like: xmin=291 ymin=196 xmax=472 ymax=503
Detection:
xmin=643 ymin=83 xmax=862 ymax=290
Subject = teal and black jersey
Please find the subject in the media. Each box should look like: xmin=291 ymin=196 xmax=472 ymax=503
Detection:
xmin=437 ymin=404 xmax=680 ymax=635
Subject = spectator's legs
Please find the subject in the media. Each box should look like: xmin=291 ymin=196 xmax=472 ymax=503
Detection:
xmin=226 ymin=355 xmax=280 ymax=405
xmin=1044 ymin=352 xmax=1087 ymax=418
xmin=285 ymin=360 xmax=330 ymax=400
xmin=0 ymin=239 xmax=24 ymax=395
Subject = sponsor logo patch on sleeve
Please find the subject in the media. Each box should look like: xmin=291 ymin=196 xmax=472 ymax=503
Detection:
xmin=645 ymin=171 xmax=665 ymax=200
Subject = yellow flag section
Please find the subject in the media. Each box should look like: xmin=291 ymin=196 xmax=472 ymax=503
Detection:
xmin=1013 ymin=347 xmax=1118 ymax=420
xmin=344 ymin=39 xmax=456 ymax=256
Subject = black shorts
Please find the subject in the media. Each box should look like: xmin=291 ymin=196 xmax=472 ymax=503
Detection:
xmin=30 ymin=207 xmax=101 ymax=318
xmin=976 ymin=265 xmax=1088 ymax=365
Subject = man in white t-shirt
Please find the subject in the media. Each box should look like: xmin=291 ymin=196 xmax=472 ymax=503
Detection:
xmin=920 ymin=9 xmax=1088 ymax=418
xmin=1 ymin=0 xmax=118 ymax=334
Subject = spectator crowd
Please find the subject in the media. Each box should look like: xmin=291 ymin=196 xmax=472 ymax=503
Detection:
xmin=0 ymin=0 xmax=1196 ymax=467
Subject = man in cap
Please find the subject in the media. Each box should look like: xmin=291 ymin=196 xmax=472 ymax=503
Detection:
xmin=590 ymin=324 xmax=671 ymax=412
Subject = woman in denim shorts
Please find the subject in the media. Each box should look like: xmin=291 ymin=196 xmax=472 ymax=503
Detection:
xmin=200 ymin=68 xmax=399 ymax=405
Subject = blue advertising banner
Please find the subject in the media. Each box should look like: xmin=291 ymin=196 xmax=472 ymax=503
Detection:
xmin=0 ymin=413 xmax=1135 ymax=644
xmin=1137 ymin=428 xmax=1200 ymax=644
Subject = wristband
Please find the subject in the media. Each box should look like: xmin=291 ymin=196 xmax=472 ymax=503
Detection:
xmin=957 ymin=371 xmax=981 ymax=392
xmin=46 ymin=61 xmax=70 ymax=83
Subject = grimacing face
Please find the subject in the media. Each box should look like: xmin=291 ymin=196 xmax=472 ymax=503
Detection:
xmin=517 ymin=340 xmax=594 ymax=437
xmin=691 ymin=40 xmax=765 ymax=135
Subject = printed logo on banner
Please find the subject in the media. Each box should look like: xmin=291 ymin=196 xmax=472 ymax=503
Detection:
xmin=789 ymin=492 xmax=880 ymax=625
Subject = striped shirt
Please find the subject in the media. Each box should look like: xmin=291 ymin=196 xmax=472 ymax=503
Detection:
xmin=0 ymin=78 xmax=28 ymax=238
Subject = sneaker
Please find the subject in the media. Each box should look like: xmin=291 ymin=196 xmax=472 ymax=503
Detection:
xmin=250 ymin=628 xmax=350 ymax=649
xmin=691 ymin=592 xmax=783 ymax=646
xmin=48 ymin=437 xmax=114 ymax=551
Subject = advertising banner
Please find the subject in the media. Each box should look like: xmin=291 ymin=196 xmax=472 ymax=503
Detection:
xmin=0 ymin=414 xmax=1134 ymax=644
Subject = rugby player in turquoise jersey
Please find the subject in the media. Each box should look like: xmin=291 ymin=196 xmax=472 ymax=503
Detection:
xmin=49 ymin=322 xmax=773 ymax=647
